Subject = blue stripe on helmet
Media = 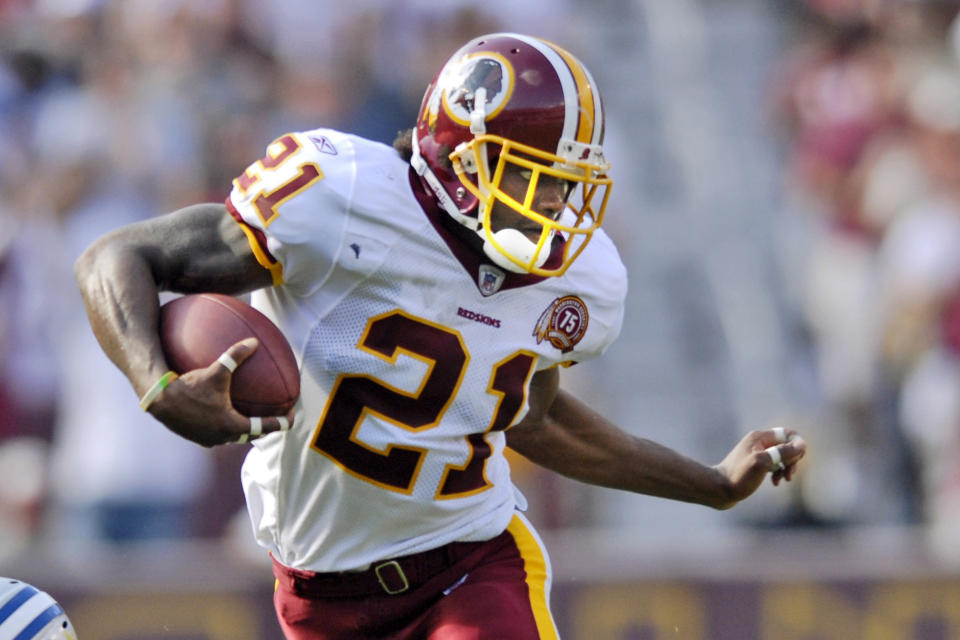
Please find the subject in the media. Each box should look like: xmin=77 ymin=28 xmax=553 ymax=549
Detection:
xmin=13 ymin=603 xmax=64 ymax=640
xmin=0 ymin=585 xmax=39 ymax=625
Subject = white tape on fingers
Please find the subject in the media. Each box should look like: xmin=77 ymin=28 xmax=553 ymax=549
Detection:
xmin=278 ymin=417 xmax=290 ymax=431
xmin=236 ymin=433 xmax=249 ymax=444
xmin=764 ymin=445 xmax=785 ymax=472
xmin=217 ymin=352 xmax=239 ymax=373
xmin=772 ymin=427 xmax=787 ymax=444
xmin=249 ymin=417 xmax=263 ymax=438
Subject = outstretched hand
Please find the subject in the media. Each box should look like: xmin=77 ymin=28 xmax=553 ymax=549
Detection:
xmin=146 ymin=337 xmax=294 ymax=447
xmin=712 ymin=428 xmax=807 ymax=509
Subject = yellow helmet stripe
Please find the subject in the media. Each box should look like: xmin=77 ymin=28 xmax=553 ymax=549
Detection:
xmin=543 ymin=41 xmax=597 ymax=145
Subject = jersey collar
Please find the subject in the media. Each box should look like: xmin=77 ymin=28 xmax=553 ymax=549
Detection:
xmin=409 ymin=168 xmax=562 ymax=295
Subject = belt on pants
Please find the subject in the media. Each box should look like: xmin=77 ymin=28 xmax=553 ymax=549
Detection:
xmin=272 ymin=533 xmax=506 ymax=598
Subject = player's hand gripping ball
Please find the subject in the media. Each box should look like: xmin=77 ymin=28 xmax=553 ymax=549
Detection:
xmin=159 ymin=293 xmax=300 ymax=416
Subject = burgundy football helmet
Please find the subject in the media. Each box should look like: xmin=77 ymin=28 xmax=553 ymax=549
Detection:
xmin=411 ymin=33 xmax=612 ymax=276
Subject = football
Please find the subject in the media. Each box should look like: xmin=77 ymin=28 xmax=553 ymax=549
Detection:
xmin=159 ymin=293 xmax=300 ymax=416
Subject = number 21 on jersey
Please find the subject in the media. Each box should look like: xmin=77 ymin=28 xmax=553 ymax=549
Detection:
xmin=311 ymin=310 xmax=537 ymax=499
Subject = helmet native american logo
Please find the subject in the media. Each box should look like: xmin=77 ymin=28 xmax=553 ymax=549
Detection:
xmin=437 ymin=54 xmax=513 ymax=127
xmin=448 ymin=59 xmax=502 ymax=114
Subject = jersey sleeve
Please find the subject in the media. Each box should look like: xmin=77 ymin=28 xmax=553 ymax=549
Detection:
xmin=561 ymin=229 xmax=628 ymax=365
xmin=226 ymin=130 xmax=354 ymax=296
xmin=587 ymin=254 xmax=627 ymax=357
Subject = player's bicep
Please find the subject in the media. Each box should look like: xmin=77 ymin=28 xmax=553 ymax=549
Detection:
xmin=123 ymin=202 xmax=272 ymax=295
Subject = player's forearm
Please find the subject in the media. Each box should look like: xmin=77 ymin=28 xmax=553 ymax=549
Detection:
xmin=606 ymin=433 xmax=733 ymax=509
xmin=509 ymin=390 xmax=733 ymax=509
xmin=74 ymin=235 xmax=169 ymax=396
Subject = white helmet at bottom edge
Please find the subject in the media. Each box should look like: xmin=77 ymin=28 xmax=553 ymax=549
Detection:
xmin=0 ymin=577 xmax=76 ymax=639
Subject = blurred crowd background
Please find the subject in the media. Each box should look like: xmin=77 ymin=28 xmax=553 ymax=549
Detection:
xmin=3 ymin=0 xmax=960 ymax=572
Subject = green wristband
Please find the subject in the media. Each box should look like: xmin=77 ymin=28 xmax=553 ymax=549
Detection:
xmin=139 ymin=371 xmax=179 ymax=411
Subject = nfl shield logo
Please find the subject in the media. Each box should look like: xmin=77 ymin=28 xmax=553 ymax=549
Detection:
xmin=478 ymin=264 xmax=505 ymax=296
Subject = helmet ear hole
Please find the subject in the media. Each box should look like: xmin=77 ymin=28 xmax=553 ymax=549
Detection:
xmin=455 ymin=144 xmax=478 ymax=174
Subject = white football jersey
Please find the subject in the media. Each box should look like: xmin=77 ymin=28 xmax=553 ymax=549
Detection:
xmin=226 ymin=128 xmax=627 ymax=572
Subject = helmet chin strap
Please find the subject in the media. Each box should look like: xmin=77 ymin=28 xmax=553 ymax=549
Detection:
xmin=411 ymin=135 xmax=457 ymax=215
xmin=411 ymin=88 xmax=492 ymax=237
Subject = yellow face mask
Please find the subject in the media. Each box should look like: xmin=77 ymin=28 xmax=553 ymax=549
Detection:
xmin=452 ymin=135 xmax=612 ymax=277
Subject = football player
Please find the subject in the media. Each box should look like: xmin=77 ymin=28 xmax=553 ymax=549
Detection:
xmin=74 ymin=33 xmax=806 ymax=639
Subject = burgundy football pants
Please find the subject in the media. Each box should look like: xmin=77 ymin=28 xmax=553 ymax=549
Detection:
xmin=272 ymin=514 xmax=559 ymax=640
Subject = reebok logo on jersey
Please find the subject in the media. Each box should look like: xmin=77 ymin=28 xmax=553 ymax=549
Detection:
xmin=534 ymin=296 xmax=588 ymax=353
xmin=457 ymin=307 xmax=501 ymax=328
xmin=309 ymin=135 xmax=338 ymax=155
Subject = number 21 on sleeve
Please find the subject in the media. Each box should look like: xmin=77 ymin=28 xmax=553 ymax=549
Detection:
xmin=233 ymin=134 xmax=323 ymax=227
